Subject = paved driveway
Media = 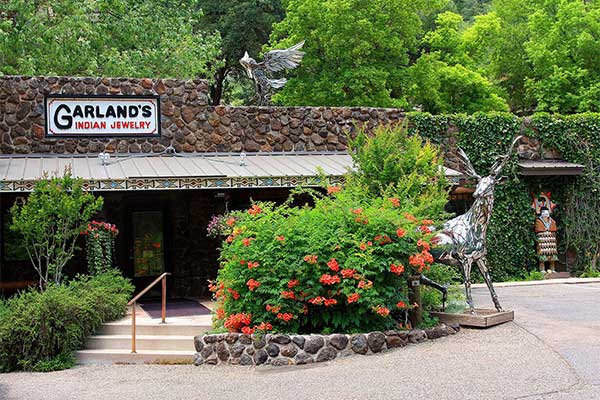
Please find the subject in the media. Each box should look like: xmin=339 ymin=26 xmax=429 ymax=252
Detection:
xmin=1 ymin=282 xmax=599 ymax=400
xmin=473 ymin=282 xmax=600 ymax=394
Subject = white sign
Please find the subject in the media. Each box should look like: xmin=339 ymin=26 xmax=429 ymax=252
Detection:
xmin=45 ymin=95 xmax=160 ymax=137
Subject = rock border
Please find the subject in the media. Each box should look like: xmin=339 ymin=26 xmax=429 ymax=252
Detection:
xmin=193 ymin=324 xmax=460 ymax=366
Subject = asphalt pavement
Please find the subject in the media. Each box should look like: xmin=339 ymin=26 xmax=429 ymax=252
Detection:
xmin=1 ymin=281 xmax=599 ymax=400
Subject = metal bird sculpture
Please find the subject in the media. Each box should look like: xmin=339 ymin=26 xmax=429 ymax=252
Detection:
xmin=240 ymin=41 xmax=305 ymax=106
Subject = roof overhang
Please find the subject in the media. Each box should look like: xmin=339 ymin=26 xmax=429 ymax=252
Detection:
xmin=518 ymin=160 xmax=584 ymax=176
xmin=0 ymin=152 xmax=463 ymax=193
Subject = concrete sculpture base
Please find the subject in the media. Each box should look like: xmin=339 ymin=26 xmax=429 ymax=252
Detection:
xmin=431 ymin=309 xmax=514 ymax=328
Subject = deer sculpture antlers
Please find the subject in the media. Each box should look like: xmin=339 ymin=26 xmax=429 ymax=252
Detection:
xmin=432 ymin=136 xmax=522 ymax=313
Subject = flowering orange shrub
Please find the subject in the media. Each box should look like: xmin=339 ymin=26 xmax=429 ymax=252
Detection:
xmin=211 ymin=187 xmax=437 ymax=334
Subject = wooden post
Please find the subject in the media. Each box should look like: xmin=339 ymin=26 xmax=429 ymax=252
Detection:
xmin=131 ymin=301 xmax=137 ymax=353
xmin=161 ymin=277 xmax=166 ymax=324
xmin=408 ymin=275 xmax=422 ymax=328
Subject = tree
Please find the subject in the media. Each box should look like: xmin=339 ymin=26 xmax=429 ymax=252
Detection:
xmin=200 ymin=0 xmax=284 ymax=105
xmin=268 ymin=0 xmax=440 ymax=107
xmin=404 ymin=12 xmax=508 ymax=113
xmin=10 ymin=171 xmax=103 ymax=289
xmin=0 ymin=0 xmax=222 ymax=79
xmin=524 ymin=0 xmax=600 ymax=113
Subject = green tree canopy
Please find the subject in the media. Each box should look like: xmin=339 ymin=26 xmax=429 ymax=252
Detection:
xmin=0 ymin=0 xmax=222 ymax=79
xmin=268 ymin=0 xmax=442 ymax=108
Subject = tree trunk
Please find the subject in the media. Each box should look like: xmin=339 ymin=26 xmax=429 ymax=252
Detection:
xmin=210 ymin=67 xmax=228 ymax=106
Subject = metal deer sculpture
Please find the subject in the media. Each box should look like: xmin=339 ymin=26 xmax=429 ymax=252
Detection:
xmin=240 ymin=41 xmax=305 ymax=106
xmin=433 ymin=136 xmax=522 ymax=313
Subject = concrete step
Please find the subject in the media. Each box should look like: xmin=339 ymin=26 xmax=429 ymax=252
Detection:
xmin=75 ymin=349 xmax=195 ymax=365
xmin=97 ymin=323 xmax=210 ymax=336
xmin=85 ymin=335 xmax=195 ymax=351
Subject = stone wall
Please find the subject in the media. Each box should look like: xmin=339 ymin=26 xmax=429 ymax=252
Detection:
xmin=0 ymin=75 xmax=405 ymax=155
xmin=0 ymin=76 xmax=547 ymax=171
xmin=193 ymin=324 xmax=460 ymax=366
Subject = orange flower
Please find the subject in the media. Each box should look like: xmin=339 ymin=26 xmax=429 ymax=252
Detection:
xmin=215 ymin=308 xmax=226 ymax=320
xmin=247 ymin=261 xmax=260 ymax=269
xmin=421 ymin=250 xmax=434 ymax=264
xmin=403 ymin=213 xmax=418 ymax=222
xmin=358 ymin=280 xmax=373 ymax=289
xmin=248 ymin=204 xmax=262 ymax=215
xmin=419 ymin=225 xmax=432 ymax=234
xmin=373 ymin=305 xmax=390 ymax=317
xmin=421 ymin=219 xmax=434 ymax=226
xmin=341 ymin=269 xmax=356 ymax=279
xmin=396 ymin=228 xmax=407 ymax=238
xmin=303 ymin=255 xmax=318 ymax=264
xmin=327 ymin=258 xmax=340 ymax=272
xmin=309 ymin=296 xmax=326 ymax=305
xmin=359 ymin=243 xmax=367 ymax=251
xmin=256 ymin=322 xmax=273 ymax=331
xmin=327 ymin=186 xmax=341 ymax=195
xmin=281 ymin=290 xmax=296 ymax=300
xmin=266 ymin=304 xmax=281 ymax=313
xmin=275 ymin=235 xmax=285 ymax=242
xmin=242 ymin=237 xmax=253 ymax=247
xmin=226 ymin=217 xmax=236 ymax=226
xmin=226 ymin=235 xmax=234 ymax=243
xmin=389 ymin=197 xmax=400 ymax=207
xmin=417 ymin=239 xmax=431 ymax=251
xmin=287 ymin=279 xmax=299 ymax=288
xmin=246 ymin=279 xmax=261 ymax=291
xmin=390 ymin=263 xmax=405 ymax=275
xmin=347 ymin=293 xmax=360 ymax=304
xmin=319 ymin=274 xmax=341 ymax=285
xmin=241 ymin=326 xmax=255 ymax=335
xmin=276 ymin=312 xmax=294 ymax=322
xmin=351 ymin=208 xmax=363 ymax=215
xmin=397 ymin=301 xmax=407 ymax=308
xmin=323 ymin=298 xmax=337 ymax=307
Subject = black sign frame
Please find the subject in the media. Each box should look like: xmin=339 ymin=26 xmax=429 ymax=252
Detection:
xmin=44 ymin=94 xmax=162 ymax=138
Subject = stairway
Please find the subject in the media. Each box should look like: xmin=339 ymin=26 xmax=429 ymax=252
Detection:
xmin=76 ymin=322 xmax=211 ymax=365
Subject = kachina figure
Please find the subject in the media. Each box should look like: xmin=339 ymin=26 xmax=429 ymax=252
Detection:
xmin=532 ymin=192 xmax=558 ymax=273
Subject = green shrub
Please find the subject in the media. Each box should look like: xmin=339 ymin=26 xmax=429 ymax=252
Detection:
xmin=0 ymin=270 xmax=133 ymax=372
xmin=212 ymin=128 xmax=450 ymax=334
xmin=213 ymin=190 xmax=438 ymax=334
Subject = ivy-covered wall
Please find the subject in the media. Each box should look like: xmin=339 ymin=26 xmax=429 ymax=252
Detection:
xmin=408 ymin=112 xmax=600 ymax=280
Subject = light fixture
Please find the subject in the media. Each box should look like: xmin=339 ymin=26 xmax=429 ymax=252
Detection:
xmin=98 ymin=152 xmax=110 ymax=165
xmin=240 ymin=152 xmax=247 ymax=166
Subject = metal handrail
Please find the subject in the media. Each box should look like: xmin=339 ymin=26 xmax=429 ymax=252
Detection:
xmin=127 ymin=272 xmax=170 ymax=353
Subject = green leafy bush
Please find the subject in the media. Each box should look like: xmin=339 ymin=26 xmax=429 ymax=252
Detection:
xmin=212 ymin=127 xmax=450 ymax=334
xmin=213 ymin=190 xmax=437 ymax=334
xmin=0 ymin=270 xmax=133 ymax=372
xmin=10 ymin=171 xmax=103 ymax=288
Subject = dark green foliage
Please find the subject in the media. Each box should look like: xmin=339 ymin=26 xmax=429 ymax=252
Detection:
xmin=0 ymin=270 xmax=134 ymax=372
xmin=408 ymin=111 xmax=600 ymax=278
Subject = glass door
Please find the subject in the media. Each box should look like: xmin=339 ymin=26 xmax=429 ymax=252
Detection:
xmin=132 ymin=211 xmax=165 ymax=278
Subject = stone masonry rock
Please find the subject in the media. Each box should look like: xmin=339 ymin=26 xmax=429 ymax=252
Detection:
xmin=304 ymin=336 xmax=325 ymax=354
xmin=316 ymin=346 xmax=337 ymax=362
xmin=328 ymin=334 xmax=349 ymax=350
xmin=253 ymin=349 xmax=268 ymax=365
xmin=266 ymin=343 xmax=280 ymax=358
xmin=351 ymin=334 xmax=368 ymax=355
xmin=367 ymin=332 xmax=386 ymax=353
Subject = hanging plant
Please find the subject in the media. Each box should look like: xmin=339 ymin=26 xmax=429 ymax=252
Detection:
xmin=83 ymin=221 xmax=119 ymax=275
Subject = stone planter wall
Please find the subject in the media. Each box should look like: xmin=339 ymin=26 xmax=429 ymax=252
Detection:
xmin=193 ymin=324 xmax=460 ymax=366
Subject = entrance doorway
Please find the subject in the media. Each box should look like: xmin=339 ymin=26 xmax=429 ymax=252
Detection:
xmin=131 ymin=210 xmax=166 ymax=294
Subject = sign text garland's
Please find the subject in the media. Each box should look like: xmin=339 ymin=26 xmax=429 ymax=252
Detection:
xmin=45 ymin=95 xmax=161 ymax=138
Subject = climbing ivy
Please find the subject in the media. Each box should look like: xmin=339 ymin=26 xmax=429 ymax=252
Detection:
xmin=406 ymin=112 xmax=600 ymax=279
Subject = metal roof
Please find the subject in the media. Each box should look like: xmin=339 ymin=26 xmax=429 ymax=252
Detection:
xmin=518 ymin=160 xmax=584 ymax=176
xmin=0 ymin=152 xmax=462 ymax=192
